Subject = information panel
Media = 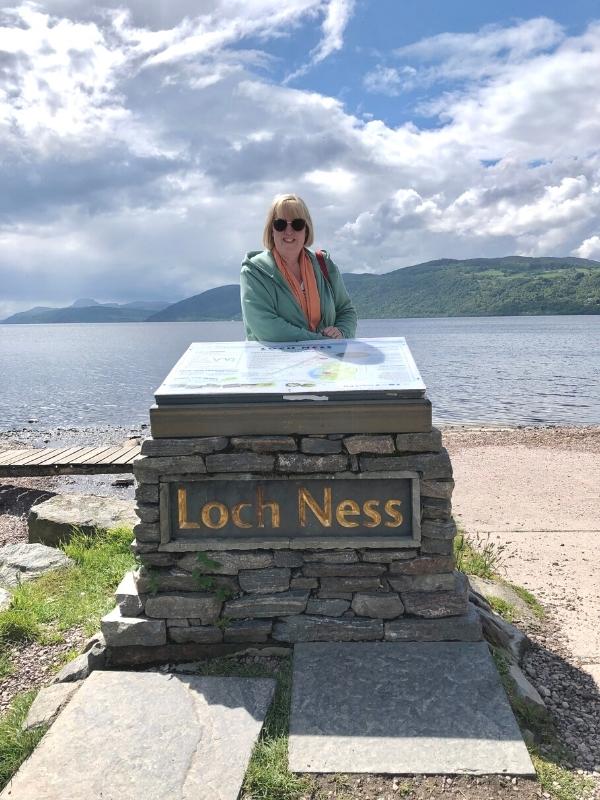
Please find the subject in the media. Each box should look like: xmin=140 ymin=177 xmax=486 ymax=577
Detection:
xmin=155 ymin=337 xmax=426 ymax=404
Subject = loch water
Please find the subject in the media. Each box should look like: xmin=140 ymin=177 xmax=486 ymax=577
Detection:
xmin=0 ymin=315 xmax=599 ymax=430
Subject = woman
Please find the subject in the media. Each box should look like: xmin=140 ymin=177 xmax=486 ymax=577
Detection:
xmin=240 ymin=194 xmax=357 ymax=342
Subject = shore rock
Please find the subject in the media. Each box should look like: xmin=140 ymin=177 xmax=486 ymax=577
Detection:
xmin=0 ymin=587 xmax=10 ymax=611
xmin=0 ymin=542 xmax=73 ymax=587
xmin=23 ymin=682 xmax=83 ymax=731
xmin=468 ymin=575 xmax=537 ymax=624
xmin=28 ymin=494 xmax=137 ymax=547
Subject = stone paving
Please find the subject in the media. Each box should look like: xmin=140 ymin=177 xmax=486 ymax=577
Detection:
xmin=1 ymin=671 xmax=275 ymax=800
xmin=288 ymin=641 xmax=535 ymax=775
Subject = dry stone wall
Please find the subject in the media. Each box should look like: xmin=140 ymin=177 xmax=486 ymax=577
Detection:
xmin=102 ymin=428 xmax=482 ymax=662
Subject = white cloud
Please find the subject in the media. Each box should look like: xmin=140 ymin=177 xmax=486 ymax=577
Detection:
xmin=304 ymin=167 xmax=356 ymax=193
xmin=310 ymin=0 xmax=355 ymax=64
xmin=574 ymin=235 xmax=600 ymax=259
xmin=284 ymin=0 xmax=355 ymax=81
xmin=396 ymin=17 xmax=564 ymax=66
xmin=363 ymin=65 xmax=417 ymax=96
xmin=1 ymin=8 xmax=600 ymax=317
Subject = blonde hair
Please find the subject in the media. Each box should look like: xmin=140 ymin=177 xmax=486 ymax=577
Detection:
xmin=262 ymin=194 xmax=314 ymax=250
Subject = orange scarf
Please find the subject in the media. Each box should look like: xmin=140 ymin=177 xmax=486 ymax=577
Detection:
xmin=272 ymin=248 xmax=321 ymax=331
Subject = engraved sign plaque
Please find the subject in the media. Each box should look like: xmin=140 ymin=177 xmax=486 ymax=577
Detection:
xmin=159 ymin=475 xmax=420 ymax=549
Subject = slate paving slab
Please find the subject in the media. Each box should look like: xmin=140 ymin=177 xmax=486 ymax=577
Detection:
xmin=1 ymin=671 xmax=275 ymax=800
xmin=289 ymin=641 xmax=534 ymax=775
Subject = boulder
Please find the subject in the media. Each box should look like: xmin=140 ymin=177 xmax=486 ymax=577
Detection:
xmin=471 ymin=600 xmax=531 ymax=662
xmin=0 ymin=586 xmax=10 ymax=611
xmin=385 ymin=605 xmax=483 ymax=642
xmin=273 ymin=615 xmax=383 ymax=642
xmin=101 ymin=607 xmax=166 ymax=647
xmin=169 ymin=626 xmax=223 ymax=644
xmin=53 ymin=633 xmax=106 ymax=684
xmin=302 ymin=562 xmax=385 ymax=577
xmin=300 ymin=438 xmax=342 ymax=454
xmin=468 ymin=576 xmax=538 ymax=624
xmin=306 ymin=599 xmax=350 ymax=617
xmin=144 ymin=593 xmax=222 ymax=624
xmin=23 ymin=682 xmax=83 ymax=730
xmin=177 ymin=550 xmax=273 ymax=575
xmin=224 ymin=590 xmax=309 ymax=619
xmin=0 ymin=542 xmax=72 ymax=587
xmin=351 ymin=592 xmax=404 ymax=619
xmin=116 ymin=571 xmax=144 ymax=617
xmin=223 ymin=620 xmax=273 ymax=643
xmin=28 ymin=494 xmax=137 ymax=547
xmin=238 ymin=567 xmax=291 ymax=594
xmin=303 ymin=550 xmax=358 ymax=564
xmin=508 ymin=664 xmax=546 ymax=710
xmin=400 ymin=573 xmax=468 ymax=618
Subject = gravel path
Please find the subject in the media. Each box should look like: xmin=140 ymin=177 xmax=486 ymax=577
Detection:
xmin=444 ymin=425 xmax=600 ymax=687
xmin=0 ymin=425 xmax=140 ymax=546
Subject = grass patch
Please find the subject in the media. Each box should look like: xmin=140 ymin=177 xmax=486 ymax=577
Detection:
xmin=191 ymin=657 xmax=274 ymax=679
xmin=532 ymin=753 xmax=595 ymax=800
xmin=176 ymin=655 xmax=310 ymax=800
xmin=0 ymin=526 xmax=135 ymax=646
xmin=492 ymin=646 xmax=593 ymax=800
xmin=453 ymin=530 xmax=507 ymax=578
xmin=487 ymin=596 xmax=516 ymax=622
xmin=51 ymin=647 xmax=81 ymax=673
xmin=0 ymin=652 xmax=15 ymax=680
xmin=509 ymin=583 xmax=546 ymax=619
xmin=0 ymin=609 xmax=41 ymax=645
xmin=243 ymin=658 xmax=313 ymax=800
xmin=0 ymin=691 xmax=47 ymax=791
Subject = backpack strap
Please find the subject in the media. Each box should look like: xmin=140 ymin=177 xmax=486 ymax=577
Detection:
xmin=315 ymin=249 xmax=331 ymax=284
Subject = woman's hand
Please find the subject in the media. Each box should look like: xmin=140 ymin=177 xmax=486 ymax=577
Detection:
xmin=322 ymin=326 xmax=343 ymax=339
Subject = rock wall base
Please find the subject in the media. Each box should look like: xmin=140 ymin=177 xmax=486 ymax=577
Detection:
xmin=104 ymin=428 xmax=482 ymax=662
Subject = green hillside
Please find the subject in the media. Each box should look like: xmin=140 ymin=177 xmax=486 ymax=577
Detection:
xmin=4 ymin=256 xmax=599 ymax=323
xmin=147 ymin=285 xmax=241 ymax=321
xmin=343 ymin=256 xmax=600 ymax=317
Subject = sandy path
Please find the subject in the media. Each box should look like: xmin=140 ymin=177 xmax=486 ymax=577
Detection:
xmin=444 ymin=426 xmax=600 ymax=685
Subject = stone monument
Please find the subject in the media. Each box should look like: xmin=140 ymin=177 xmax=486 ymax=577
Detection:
xmin=102 ymin=338 xmax=482 ymax=664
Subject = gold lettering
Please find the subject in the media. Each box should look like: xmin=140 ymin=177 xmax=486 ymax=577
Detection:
xmin=178 ymin=487 xmax=200 ymax=529
xmin=256 ymin=487 xmax=280 ymax=528
xmin=298 ymin=487 xmax=332 ymax=527
xmin=336 ymin=499 xmax=360 ymax=527
xmin=384 ymin=499 xmax=403 ymax=528
xmin=232 ymin=502 xmax=252 ymax=529
xmin=201 ymin=501 xmax=229 ymax=529
xmin=363 ymin=499 xmax=382 ymax=528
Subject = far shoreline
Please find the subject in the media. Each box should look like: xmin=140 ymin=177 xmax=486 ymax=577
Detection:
xmin=1 ymin=421 xmax=599 ymax=452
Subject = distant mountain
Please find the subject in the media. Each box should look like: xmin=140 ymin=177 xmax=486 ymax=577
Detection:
xmin=147 ymin=256 xmax=600 ymax=321
xmin=343 ymin=256 xmax=600 ymax=318
xmin=2 ymin=299 xmax=173 ymax=324
xmin=123 ymin=301 xmax=170 ymax=311
xmin=3 ymin=256 xmax=599 ymax=324
xmin=71 ymin=298 xmax=103 ymax=307
xmin=147 ymin=285 xmax=242 ymax=321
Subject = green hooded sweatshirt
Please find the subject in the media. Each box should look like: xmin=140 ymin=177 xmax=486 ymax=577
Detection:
xmin=240 ymin=248 xmax=358 ymax=342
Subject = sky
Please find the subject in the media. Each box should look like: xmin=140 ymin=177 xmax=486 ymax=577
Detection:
xmin=1 ymin=0 xmax=600 ymax=317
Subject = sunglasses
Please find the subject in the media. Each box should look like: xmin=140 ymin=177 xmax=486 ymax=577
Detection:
xmin=273 ymin=218 xmax=306 ymax=232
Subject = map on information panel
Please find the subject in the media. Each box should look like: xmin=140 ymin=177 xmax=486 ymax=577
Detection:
xmin=154 ymin=338 xmax=426 ymax=404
